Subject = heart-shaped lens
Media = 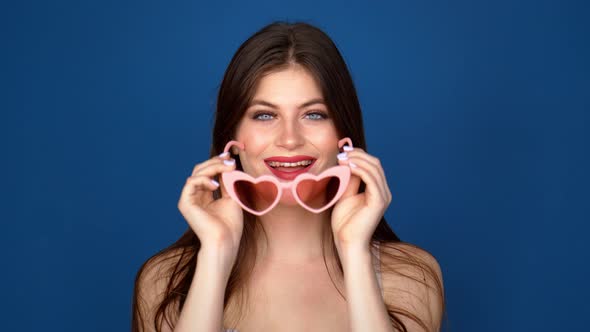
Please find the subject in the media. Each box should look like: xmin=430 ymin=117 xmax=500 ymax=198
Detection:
xmin=295 ymin=176 xmax=341 ymax=210
xmin=234 ymin=180 xmax=278 ymax=213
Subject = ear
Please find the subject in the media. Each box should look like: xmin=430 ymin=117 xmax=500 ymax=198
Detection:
xmin=231 ymin=146 xmax=240 ymax=155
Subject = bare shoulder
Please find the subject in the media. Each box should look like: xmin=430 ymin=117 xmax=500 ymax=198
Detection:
xmin=134 ymin=247 xmax=189 ymax=332
xmin=378 ymin=242 xmax=443 ymax=279
xmin=378 ymin=242 xmax=445 ymax=332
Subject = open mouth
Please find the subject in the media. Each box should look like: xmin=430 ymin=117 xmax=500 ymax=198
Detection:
xmin=265 ymin=159 xmax=315 ymax=171
xmin=264 ymin=159 xmax=317 ymax=180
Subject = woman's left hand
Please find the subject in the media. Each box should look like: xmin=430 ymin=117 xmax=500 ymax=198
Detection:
xmin=331 ymin=147 xmax=392 ymax=251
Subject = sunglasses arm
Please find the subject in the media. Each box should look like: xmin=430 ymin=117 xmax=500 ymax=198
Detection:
xmin=223 ymin=140 xmax=245 ymax=155
xmin=338 ymin=137 xmax=353 ymax=150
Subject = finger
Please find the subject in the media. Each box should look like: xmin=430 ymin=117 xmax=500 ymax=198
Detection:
xmin=192 ymin=158 xmax=236 ymax=177
xmin=191 ymin=152 xmax=233 ymax=176
xmin=340 ymin=149 xmax=389 ymax=200
xmin=188 ymin=159 xmax=236 ymax=201
xmin=341 ymin=148 xmax=386 ymax=185
xmin=338 ymin=156 xmax=387 ymax=205
xmin=346 ymin=156 xmax=388 ymax=200
xmin=199 ymin=158 xmax=236 ymax=192
xmin=177 ymin=176 xmax=221 ymax=235
xmin=179 ymin=175 xmax=221 ymax=207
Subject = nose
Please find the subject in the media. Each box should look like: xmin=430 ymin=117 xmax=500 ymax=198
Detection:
xmin=276 ymin=118 xmax=304 ymax=150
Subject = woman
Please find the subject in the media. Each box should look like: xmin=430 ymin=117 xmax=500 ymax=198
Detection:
xmin=132 ymin=21 xmax=445 ymax=332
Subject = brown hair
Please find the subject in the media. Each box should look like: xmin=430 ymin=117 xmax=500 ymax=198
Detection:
xmin=132 ymin=21 xmax=445 ymax=332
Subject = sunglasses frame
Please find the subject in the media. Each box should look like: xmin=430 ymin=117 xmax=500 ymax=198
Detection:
xmin=220 ymin=137 xmax=353 ymax=216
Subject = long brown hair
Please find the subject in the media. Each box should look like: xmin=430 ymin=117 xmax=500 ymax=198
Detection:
xmin=132 ymin=21 xmax=445 ymax=332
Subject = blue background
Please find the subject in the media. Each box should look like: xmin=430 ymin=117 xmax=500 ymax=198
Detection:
xmin=4 ymin=0 xmax=589 ymax=331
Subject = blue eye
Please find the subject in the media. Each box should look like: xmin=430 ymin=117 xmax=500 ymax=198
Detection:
xmin=251 ymin=111 xmax=328 ymax=121
xmin=253 ymin=112 xmax=274 ymax=121
xmin=305 ymin=112 xmax=328 ymax=120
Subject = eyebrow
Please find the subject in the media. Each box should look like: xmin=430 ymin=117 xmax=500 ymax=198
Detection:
xmin=249 ymin=98 xmax=326 ymax=109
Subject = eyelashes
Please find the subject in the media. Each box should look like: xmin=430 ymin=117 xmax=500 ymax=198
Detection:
xmin=251 ymin=111 xmax=329 ymax=121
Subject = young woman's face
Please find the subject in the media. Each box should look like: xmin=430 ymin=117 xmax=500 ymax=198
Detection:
xmin=234 ymin=65 xmax=340 ymax=184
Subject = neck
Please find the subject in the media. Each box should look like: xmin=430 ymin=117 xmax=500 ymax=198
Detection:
xmin=253 ymin=203 xmax=335 ymax=267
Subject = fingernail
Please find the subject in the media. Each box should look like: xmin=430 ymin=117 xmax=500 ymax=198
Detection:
xmin=337 ymin=152 xmax=348 ymax=160
xmin=211 ymin=179 xmax=220 ymax=186
xmin=343 ymin=145 xmax=353 ymax=152
xmin=349 ymin=161 xmax=357 ymax=168
xmin=218 ymin=151 xmax=229 ymax=158
xmin=223 ymin=159 xmax=235 ymax=166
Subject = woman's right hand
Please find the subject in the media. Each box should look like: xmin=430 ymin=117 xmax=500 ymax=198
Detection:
xmin=177 ymin=152 xmax=243 ymax=257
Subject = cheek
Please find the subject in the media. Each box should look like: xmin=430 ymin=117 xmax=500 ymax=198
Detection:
xmin=235 ymin=121 xmax=257 ymax=153
xmin=236 ymin=133 xmax=268 ymax=156
xmin=325 ymin=149 xmax=340 ymax=167
xmin=235 ymin=133 xmax=269 ymax=173
xmin=313 ymin=130 xmax=340 ymax=150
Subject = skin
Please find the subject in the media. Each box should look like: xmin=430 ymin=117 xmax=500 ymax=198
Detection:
xmin=174 ymin=64 xmax=403 ymax=331
xmin=233 ymin=64 xmax=343 ymax=265
xmin=233 ymin=64 xmax=392 ymax=264
xmin=228 ymin=64 xmax=395 ymax=331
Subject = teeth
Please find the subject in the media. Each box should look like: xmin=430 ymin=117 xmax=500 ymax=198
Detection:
xmin=267 ymin=160 xmax=313 ymax=168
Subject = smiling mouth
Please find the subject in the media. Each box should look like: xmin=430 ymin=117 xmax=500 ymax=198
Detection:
xmin=264 ymin=160 xmax=316 ymax=177
xmin=266 ymin=159 xmax=315 ymax=169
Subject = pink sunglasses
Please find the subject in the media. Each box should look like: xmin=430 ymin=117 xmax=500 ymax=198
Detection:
xmin=220 ymin=137 xmax=353 ymax=216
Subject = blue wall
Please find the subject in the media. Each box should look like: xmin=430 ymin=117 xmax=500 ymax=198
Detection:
xmin=4 ymin=0 xmax=589 ymax=331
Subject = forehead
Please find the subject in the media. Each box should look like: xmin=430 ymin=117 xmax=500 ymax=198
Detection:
xmin=251 ymin=66 xmax=323 ymax=104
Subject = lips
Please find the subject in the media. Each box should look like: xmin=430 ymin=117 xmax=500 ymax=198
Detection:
xmin=264 ymin=155 xmax=315 ymax=163
xmin=264 ymin=159 xmax=316 ymax=180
